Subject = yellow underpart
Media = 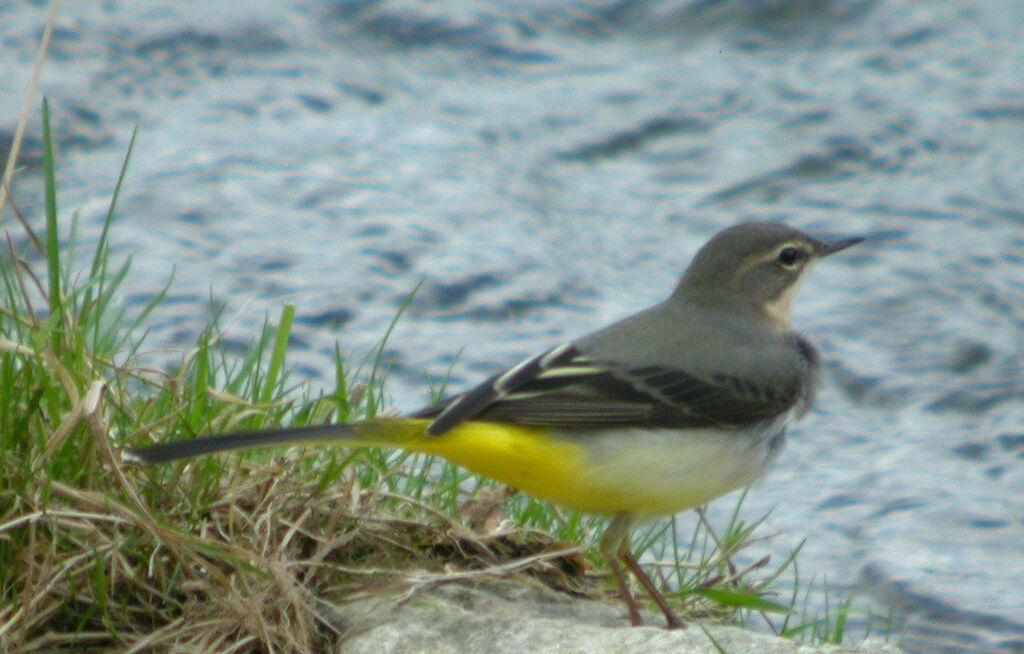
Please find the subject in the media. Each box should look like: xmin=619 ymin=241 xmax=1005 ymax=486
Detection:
xmin=355 ymin=418 xmax=599 ymax=512
xmin=350 ymin=419 xmax=765 ymax=517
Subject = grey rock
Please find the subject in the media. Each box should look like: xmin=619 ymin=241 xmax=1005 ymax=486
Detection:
xmin=330 ymin=579 xmax=902 ymax=654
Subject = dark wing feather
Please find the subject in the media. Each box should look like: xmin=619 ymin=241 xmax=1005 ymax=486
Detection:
xmin=624 ymin=366 xmax=798 ymax=427
xmin=412 ymin=344 xmax=800 ymax=435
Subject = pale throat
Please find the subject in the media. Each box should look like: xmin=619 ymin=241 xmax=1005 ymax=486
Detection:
xmin=761 ymin=273 xmax=808 ymax=331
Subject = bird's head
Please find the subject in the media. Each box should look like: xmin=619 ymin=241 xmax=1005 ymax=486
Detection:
xmin=675 ymin=222 xmax=862 ymax=330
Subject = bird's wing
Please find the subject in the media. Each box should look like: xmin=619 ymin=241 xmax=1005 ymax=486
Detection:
xmin=412 ymin=343 xmax=799 ymax=435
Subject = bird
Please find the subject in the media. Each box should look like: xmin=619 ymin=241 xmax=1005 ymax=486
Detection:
xmin=124 ymin=221 xmax=862 ymax=629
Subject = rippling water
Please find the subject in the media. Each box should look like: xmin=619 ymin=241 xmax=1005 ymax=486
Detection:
xmin=3 ymin=1 xmax=1023 ymax=651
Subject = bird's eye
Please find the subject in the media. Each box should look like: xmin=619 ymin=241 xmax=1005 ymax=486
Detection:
xmin=777 ymin=247 xmax=803 ymax=268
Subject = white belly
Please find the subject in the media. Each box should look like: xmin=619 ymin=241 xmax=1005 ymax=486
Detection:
xmin=567 ymin=425 xmax=784 ymax=517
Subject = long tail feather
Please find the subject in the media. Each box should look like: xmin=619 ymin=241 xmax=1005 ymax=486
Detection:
xmin=121 ymin=420 xmax=430 ymax=465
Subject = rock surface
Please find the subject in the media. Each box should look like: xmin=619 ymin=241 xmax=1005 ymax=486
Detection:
xmin=330 ymin=579 xmax=902 ymax=653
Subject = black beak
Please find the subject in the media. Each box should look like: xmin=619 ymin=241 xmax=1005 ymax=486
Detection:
xmin=820 ymin=236 xmax=864 ymax=257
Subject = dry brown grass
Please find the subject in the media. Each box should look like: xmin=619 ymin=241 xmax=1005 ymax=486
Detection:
xmin=2 ymin=440 xmax=591 ymax=653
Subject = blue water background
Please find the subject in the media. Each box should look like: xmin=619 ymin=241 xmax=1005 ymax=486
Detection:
xmin=3 ymin=2 xmax=1023 ymax=651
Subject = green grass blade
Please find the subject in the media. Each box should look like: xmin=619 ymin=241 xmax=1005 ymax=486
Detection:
xmin=696 ymin=587 xmax=795 ymax=614
xmin=261 ymin=303 xmax=295 ymax=404
xmin=41 ymin=97 xmax=62 ymax=348
xmin=366 ymin=279 xmax=422 ymax=413
xmin=91 ymin=124 xmax=137 ymax=279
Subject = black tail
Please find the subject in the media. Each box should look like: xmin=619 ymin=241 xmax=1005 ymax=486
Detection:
xmin=122 ymin=422 xmax=358 ymax=465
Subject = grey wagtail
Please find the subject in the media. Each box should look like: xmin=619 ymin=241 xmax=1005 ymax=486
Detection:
xmin=124 ymin=221 xmax=862 ymax=629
